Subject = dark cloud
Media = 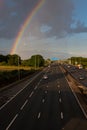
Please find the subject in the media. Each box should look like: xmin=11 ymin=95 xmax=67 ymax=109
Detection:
xmin=0 ymin=0 xmax=87 ymax=39
xmin=0 ymin=0 xmax=39 ymax=39
xmin=29 ymin=0 xmax=87 ymax=38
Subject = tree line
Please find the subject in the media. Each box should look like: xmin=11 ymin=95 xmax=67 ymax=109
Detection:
xmin=0 ymin=54 xmax=45 ymax=67
xmin=68 ymin=57 xmax=87 ymax=68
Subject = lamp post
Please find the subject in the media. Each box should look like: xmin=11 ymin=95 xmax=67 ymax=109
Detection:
xmin=18 ymin=56 xmax=20 ymax=80
xmin=35 ymin=55 xmax=36 ymax=70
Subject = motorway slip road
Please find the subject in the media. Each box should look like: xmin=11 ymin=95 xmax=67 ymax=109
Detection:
xmin=0 ymin=64 xmax=87 ymax=130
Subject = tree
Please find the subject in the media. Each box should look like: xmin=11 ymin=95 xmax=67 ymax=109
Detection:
xmin=7 ymin=54 xmax=21 ymax=66
xmin=29 ymin=54 xmax=44 ymax=67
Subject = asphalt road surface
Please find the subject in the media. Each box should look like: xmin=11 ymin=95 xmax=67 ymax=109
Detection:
xmin=0 ymin=64 xmax=87 ymax=130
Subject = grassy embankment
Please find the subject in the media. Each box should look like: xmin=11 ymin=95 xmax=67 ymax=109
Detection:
xmin=0 ymin=66 xmax=39 ymax=88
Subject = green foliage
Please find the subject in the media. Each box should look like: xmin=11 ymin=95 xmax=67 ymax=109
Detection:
xmin=21 ymin=59 xmax=31 ymax=66
xmin=0 ymin=54 xmax=21 ymax=66
xmin=21 ymin=54 xmax=45 ymax=67
xmin=69 ymin=57 xmax=87 ymax=68
xmin=0 ymin=54 xmax=45 ymax=67
xmin=7 ymin=54 xmax=21 ymax=66
xmin=29 ymin=54 xmax=44 ymax=67
xmin=0 ymin=61 xmax=7 ymax=65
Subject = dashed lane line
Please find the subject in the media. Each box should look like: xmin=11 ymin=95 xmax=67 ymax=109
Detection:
xmin=59 ymin=90 xmax=61 ymax=94
xmin=58 ymin=85 xmax=60 ymax=88
xmin=59 ymin=98 xmax=62 ymax=103
xmin=60 ymin=66 xmax=87 ymax=119
xmin=45 ymin=90 xmax=47 ymax=94
xmin=20 ymin=99 xmax=28 ymax=110
xmin=34 ymin=86 xmax=37 ymax=90
xmin=42 ymin=99 xmax=45 ymax=103
xmin=0 ymin=71 xmax=43 ymax=111
xmin=29 ymin=91 xmax=34 ymax=98
xmin=38 ymin=112 xmax=41 ymax=119
xmin=6 ymin=114 xmax=18 ymax=130
xmin=61 ymin=112 xmax=64 ymax=119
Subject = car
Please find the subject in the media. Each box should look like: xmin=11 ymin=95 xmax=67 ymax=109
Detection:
xmin=43 ymin=75 xmax=48 ymax=79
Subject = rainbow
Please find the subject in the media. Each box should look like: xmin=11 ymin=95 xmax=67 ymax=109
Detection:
xmin=10 ymin=0 xmax=45 ymax=54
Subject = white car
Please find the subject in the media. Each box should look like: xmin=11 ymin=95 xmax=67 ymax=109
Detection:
xmin=43 ymin=75 xmax=48 ymax=79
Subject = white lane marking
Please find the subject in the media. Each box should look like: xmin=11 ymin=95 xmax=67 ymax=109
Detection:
xmin=37 ymin=79 xmax=42 ymax=86
xmin=0 ymin=71 xmax=43 ymax=111
xmin=59 ymin=90 xmax=61 ymax=94
xmin=29 ymin=91 xmax=34 ymax=98
xmin=42 ymin=99 xmax=45 ymax=103
xmin=58 ymin=81 xmax=60 ymax=83
xmin=59 ymin=98 xmax=62 ymax=103
xmin=38 ymin=112 xmax=41 ymax=119
xmin=34 ymin=86 xmax=37 ymax=90
xmin=6 ymin=114 xmax=18 ymax=130
xmin=20 ymin=99 xmax=28 ymax=110
xmin=70 ymin=85 xmax=87 ymax=119
xmin=45 ymin=90 xmax=47 ymax=94
xmin=58 ymin=85 xmax=60 ymax=88
xmin=60 ymin=66 xmax=87 ymax=119
xmin=61 ymin=112 xmax=64 ymax=119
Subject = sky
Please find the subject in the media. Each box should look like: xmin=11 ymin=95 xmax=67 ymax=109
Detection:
xmin=0 ymin=0 xmax=87 ymax=60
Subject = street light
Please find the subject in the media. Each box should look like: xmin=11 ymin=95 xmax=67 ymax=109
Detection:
xmin=35 ymin=55 xmax=36 ymax=70
xmin=18 ymin=56 xmax=20 ymax=80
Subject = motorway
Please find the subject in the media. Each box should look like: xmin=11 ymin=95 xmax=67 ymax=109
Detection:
xmin=0 ymin=64 xmax=87 ymax=130
xmin=62 ymin=64 xmax=87 ymax=87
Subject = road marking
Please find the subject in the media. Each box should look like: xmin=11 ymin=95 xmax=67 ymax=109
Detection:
xmin=42 ymin=99 xmax=45 ymax=103
xmin=60 ymin=66 xmax=87 ymax=119
xmin=34 ymin=86 xmax=37 ymax=90
xmin=20 ymin=99 xmax=28 ymax=110
xmin=0 ymin=71 xmax=43 ymax=111
xmin=37 ymin=80 xmax=41 ymax=86
xmin=38 ymin=112 xmax=41 ymax=119
xmin=59 ymin=90 xmax=61 ymax=94
xmin=45 ymin=90 xmax=47 ymax=94
xmin=61 ymin=112 xmax=64 ymax=119
xmin=58 ymin=81 xmax=59 ymax=84
xmin=58 ymin=85 xmax=60 ymax=88
xmin=29 ymin=91 xmax=34 ymax=98
xmin=59 ymin=98 xmax=62 ymax=103
xmin=6 ymin=114 xmax=18 ymax=130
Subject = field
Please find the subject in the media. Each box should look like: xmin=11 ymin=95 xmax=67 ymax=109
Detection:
xmin=0 ymin=66 xmax=32 ymax=71
xmin=0 ymin=66 xmax=37 ymax=88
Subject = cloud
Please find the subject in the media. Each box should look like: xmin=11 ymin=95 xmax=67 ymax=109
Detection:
xmin=0 ymin=0 xmax=87 ymax=39
xmin=0 ymin=0 xmax=39 ymax=39
xmin=29 ymin=0 xmax=87 ymax=38
xmin=69 ymin=21 xmax=87 ymax=33
xmin=18 ymin=48 xmax=72 ymax=60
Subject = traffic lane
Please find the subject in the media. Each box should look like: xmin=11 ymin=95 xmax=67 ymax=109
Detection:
xmin=63 ymin=64 xmax=87 ymax=84
xmin=62 ymin=65 xmax=87 ymax=87
xmin=7 ymin=65 xmax=86 ymax=130
xmin=0 ymin=66 xmax=50 ymax=107
xmin=33 ymin=87 xmax=62 ymax=130
xmin=0 ymin=72 xmax=45 ymax=130
xmin=8 ymin=88 xmax=46 ymax=130
xmin=8 ymin=72 xmax=63 ymax=130
xmin=11 ymin=64 xmax=86 ymax=130
xmin=1 ymin=64 xmax=86 ymax=130
xmin=59 ymin=66 xmax=87 ymax=128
